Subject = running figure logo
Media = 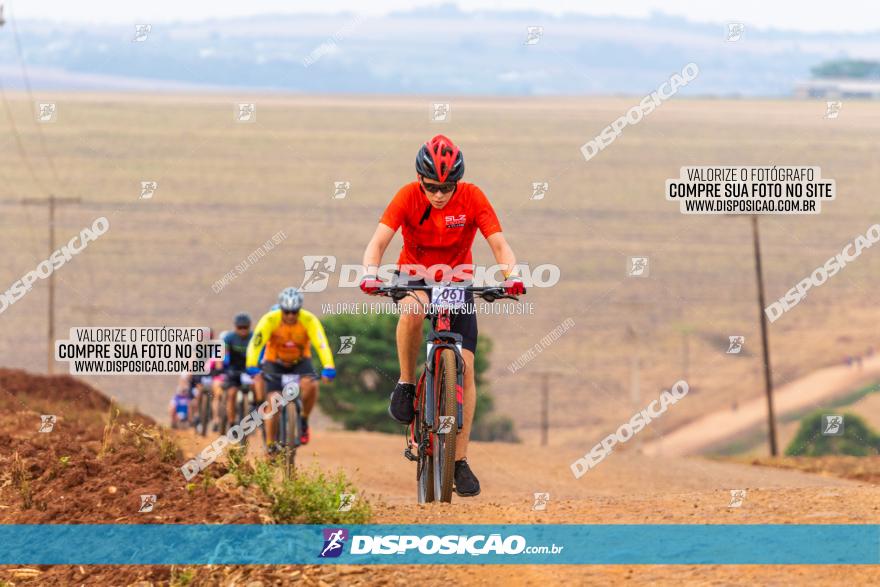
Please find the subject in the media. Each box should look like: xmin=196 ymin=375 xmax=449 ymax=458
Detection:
xmin=532 ymin=492 xmax=550 ymax=511
xmin=332 ymin=181 xmax=351 ymax=199
xmin=430 ymin=103 xmax=451 ymax=123
xmin=338 ymin=493 xmax=357 ymax=512
xmin=319 ymin=528 xmax=349 ymax=558
xmin=132 ymin=24 xmax=152 ymax=42
xmin=138 ymin=494 xmax=157 ymax=513
xmin=140 ymin=181 xmax=158 ymax=199
xmin=628 ymin=256 xmax=649 ymax=277
xmin=728 ymin=489 xmax=747 ymax=508
xmin=337 ymin=336 xmax=356 ymax=354
xmin=437 ymin=416 xmax=455 ymax=434
xmin=39 ymin=415 xmax=57 ymax=433
xmin=825 ymin=101 xmax=842 ymax=120
xmin=300 ymin=255 xmax=337 ymax=292
xmin=524 ymin=26 xmax=544 ymax=45
xmin=236 ymin=103 xmax=256 ymax=123
xmin=727 ymin=23 xmax=745 ymax=42
xmin=530 ymin=181 xmax=549 ymax=201
xmin=37 ymin=103 xmax=57 ymax=123
xmin=727 ymin=336 xmax=744 ymax=354
xmin=822 ymin=415 xmax=844 ymax=436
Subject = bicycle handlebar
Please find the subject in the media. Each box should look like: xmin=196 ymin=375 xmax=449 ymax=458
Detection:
xmin=372 ymin=282 xmax=521 ymax=303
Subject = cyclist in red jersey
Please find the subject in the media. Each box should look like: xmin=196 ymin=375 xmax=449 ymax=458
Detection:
xmin=359 ymin=134 xmax=524 ymax=497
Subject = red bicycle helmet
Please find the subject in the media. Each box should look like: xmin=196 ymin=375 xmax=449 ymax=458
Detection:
xmin=416 ymin=134 xmax=464 ymax=183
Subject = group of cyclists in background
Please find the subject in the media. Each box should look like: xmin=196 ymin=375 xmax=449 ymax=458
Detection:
xmin=169 ymin=286 xmax=336 ymax=453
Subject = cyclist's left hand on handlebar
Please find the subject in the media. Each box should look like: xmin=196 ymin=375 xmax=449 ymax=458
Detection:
xmin=321 ymin=367 xmax=336 ymax=382
xmin=502 ymin=276 xmax=526 ymax=296
xmin=360 ymin=274 xmax=383 ymax=295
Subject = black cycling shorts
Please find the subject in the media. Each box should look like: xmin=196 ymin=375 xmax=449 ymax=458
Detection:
xmin=221 ymin=371 xmax=251 ymax=389
xmin=396 ymin=277 xmax=478 ymax=353
xmin=262 ymin=360 xmax=318 ymax=392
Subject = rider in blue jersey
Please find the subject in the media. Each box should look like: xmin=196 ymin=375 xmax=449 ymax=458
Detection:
xmin=214 ymin=313 xmax=254 ymax=431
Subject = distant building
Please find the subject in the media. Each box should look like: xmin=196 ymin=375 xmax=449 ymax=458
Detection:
xmin=794 ymin=78 xmax=880 ymax=99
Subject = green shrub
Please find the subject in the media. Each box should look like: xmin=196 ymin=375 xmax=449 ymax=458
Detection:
xmin=786 ymin=411 xmax=880 ymax=456
xmin=227 ymin=448 xmax=371 ymax=523
xmin=319 ymin=312 xmax=515 ymax=441
xmin=170 ymin=566 xmax=196 ymax=587
xmin=268 ymin=465 xmax=371 ymax=524
xmin=472 ymin=413 xmax=520 ymax=443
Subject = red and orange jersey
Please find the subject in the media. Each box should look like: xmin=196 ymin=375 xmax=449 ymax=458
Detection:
xmin=380 ymin=181 xmax=502 ymax=280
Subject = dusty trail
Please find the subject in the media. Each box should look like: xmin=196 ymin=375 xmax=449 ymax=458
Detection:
xmin=177 ymin=427 xmax=880 ymax=584
xmin=3 ymin=357 xmax=876 ymax=586
xmin=643 ymin=355 xmax=880 ymax=457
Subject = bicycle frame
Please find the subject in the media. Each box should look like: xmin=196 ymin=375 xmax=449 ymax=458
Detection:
xmin=419 ymin=308 xmax=465 ymax=443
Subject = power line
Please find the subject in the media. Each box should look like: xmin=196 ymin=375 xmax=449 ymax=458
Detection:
xmin=7 ymin=0 xmax=63 ymax=190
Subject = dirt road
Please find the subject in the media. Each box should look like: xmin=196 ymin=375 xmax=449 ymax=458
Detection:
xmin=642 ymin=355 xmax=880 ymax=457
xmin=6 ymin=367 xmax=878 ymax=586
xmin=178 ymin=426 xmax=880 ymax=584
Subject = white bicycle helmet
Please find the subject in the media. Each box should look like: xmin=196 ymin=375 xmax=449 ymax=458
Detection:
xmin=278 ymin=287 xmax=304 ymax=312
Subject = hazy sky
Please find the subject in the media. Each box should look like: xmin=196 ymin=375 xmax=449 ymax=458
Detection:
xmin=7 ymin=0 xmax=879 ymax=33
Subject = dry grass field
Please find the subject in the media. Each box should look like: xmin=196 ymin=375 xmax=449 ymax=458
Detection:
xmin=2 ymin=94 xmax=880 ymax=450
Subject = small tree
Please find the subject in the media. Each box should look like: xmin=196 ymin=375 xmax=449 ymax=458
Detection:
xmin=786 ymin=411 xmax=880 ymax=456
xmin=317 ymin=312 xmax=515 ymax=440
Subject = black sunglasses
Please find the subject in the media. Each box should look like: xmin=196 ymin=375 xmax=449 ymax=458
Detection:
xmin=420 ymin=179 xmax=457 ymax=194
xmin=282 ymin=309 xmax=299 ymax=315
xmin=235 ymin=325 xmax=250 ymax=330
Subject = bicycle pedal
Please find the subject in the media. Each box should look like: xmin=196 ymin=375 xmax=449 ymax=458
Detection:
xmin=403 ymin=447 xmax=418 ymax=462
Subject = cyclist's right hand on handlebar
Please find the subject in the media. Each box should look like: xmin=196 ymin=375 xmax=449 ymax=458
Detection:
xmin=502 ymin=276 xmax=526 ymax=296
xmin=360 ymin=274 xmax=383 ymax=295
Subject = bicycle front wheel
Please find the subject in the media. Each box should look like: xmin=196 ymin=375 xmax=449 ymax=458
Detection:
xmin=198 ymin=390 xmax=212 ymax=436
xmin=237 ymin=389 xmax=251 ymax=449
xmin=433 ymin=348 xmax=458 ymax=503
xmin=284 ymin=399 xmax=302 ymax=479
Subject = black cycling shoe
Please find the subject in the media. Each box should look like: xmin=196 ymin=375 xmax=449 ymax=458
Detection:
xmin=454 ymin=459 xmax=481 ymax=497
xmin=388 ymin=382 xmax=416 ymax=424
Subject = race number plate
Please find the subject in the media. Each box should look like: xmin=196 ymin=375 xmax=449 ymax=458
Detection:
xmin=281 ymin=373 xmax=300 ymax=400
xmin=431 ymin=286 xmax=467 ymax=309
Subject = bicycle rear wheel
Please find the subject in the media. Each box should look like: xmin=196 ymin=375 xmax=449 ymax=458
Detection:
xmin=433 ymin=348 xmax=458 ymax=503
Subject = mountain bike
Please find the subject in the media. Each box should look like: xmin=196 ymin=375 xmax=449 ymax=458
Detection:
xmin=373 ymin=282 xmax=519 ymax=503
xmin=196 ymin=376 xmax=214 ymax=436
xmin=226 ymin=372 xmax=260 ymax=448
xmin=274 ymin=373 xmax=304 ymax=479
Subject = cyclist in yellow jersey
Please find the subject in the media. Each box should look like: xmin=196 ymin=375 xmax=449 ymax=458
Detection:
xmin=246 ymin=287 xmax=335 ymax=447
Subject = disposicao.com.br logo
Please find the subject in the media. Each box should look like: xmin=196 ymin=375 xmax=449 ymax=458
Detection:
xmin=319 ymin=529 xmax=564 ymax=558
xmin=300 ymin=256 xmax=560 ymax=292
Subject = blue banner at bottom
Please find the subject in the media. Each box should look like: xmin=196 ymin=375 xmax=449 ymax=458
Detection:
xmin=1 ymin=524 xmax=877 ymax=565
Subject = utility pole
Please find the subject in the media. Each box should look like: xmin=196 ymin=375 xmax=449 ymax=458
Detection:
xmin=625 ymin=324 xmax=642 ymax=449
xmin=22 ymin=194 xmax=82 ymax=373
xmin=540 ymin=372 xmax=549 ymax=446
xmin=751 ymin=215 xmax=778 ymax=456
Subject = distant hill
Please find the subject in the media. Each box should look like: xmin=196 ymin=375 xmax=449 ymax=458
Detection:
xmin=3 ymin=7 xmax=880 ymax=95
